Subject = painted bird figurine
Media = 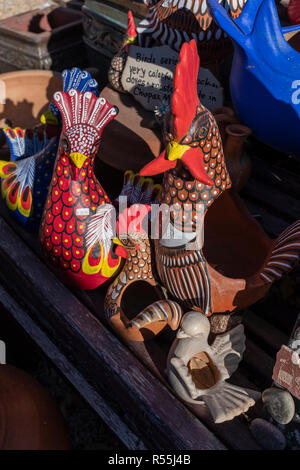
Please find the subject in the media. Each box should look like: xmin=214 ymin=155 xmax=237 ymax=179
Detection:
xmin=39 ymin=89 xmax=128 ymax=290
xmin=105 ymin=171 xmax=184 ymax=341
xmin=136 ymin=0 xmax=248 ymax=60
xmin=0 ymin=127 xmax=58 ymax=230
xmin=167 ymin=311 xmax=260 ymax=423
xmin=0 ymin=68 xmax=100 ymax=231
xmin=208 ymin=0 xmax=300 ymax=155
xmin=140 ymin=39 xmax=300 ymax=333
xmin=108 ymin=10 xmax=138 ymax=93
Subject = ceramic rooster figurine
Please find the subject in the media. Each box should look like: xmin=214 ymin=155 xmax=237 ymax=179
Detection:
xmin=208 ymin=0 xmax=300 ymax=155
xmin=0 ymin=127 xmax=58 ymax=230
xmin=39 ymin=90 xmax=128 ymax=290
xmin=167 ymin=311 xmax=260 ymax=423
xmin=140 ymin=40 xmax=300 ymax=332
xmin=108 ymin=11 xmax=137 ymax=93
xmin=0 ymin=68 xmax=100 ymax=231
xmin=105 ymin=172 xmax=184 ymax=341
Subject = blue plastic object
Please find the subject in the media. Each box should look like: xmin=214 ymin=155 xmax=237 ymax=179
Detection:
xmin=208 ymin=0 xmax=300 ymax=155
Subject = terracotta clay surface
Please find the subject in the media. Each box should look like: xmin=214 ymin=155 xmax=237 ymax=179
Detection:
xmin=99 ymin=86 xmax=162 ymax=172
xmin=0 ymin=365 xmax=71 ymax=450
xmin=0 ymin=70 xmax=62 ymax=129
xmin=140 ymin=40 xmax=300 ymax=330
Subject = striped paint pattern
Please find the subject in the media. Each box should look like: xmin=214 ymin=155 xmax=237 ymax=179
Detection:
xmin=137 ymin=0 xmax=247 ymax=51
xmin=260 ymin=220 xmax=300 ymax=284
xmin=157 ymin=246 xmax=211 ymax=315
xmin=130 ymin=299 xmax=183 ymax=330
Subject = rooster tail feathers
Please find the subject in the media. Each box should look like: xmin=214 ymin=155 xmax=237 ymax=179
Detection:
xmin=203 ymin=382 xmax=260 ymax=423
xmin=118 ymin=170 xmax=162 ymax=206
xmin=260 ymin=220 xmax=300 ymax=285
xmin=3 ymin=127 xmax=25 ymax=161
xmin=3 ymin=127 xmax=51 ymax=161
xmin=53 ymin=90 xmax=118 ymax=136
xmin=50 ymin=68 xmax=99 ymax=116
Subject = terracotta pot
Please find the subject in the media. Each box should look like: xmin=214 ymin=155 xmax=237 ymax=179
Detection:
xmin=0 ymin=365 xmax=71 ymax=450
xmin=0 ymin=7 xmax=85 ymax=72
xmin=224 ymin=123 xmax=252 ymax=192
xmin=99 ymin=86 xmax=162 ymax=172
xmin=0 ymin=70 xmax=62 ymax=129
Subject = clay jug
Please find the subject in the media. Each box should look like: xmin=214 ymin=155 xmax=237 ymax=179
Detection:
xmin=0 ymin=365 xmax=71 ymax=450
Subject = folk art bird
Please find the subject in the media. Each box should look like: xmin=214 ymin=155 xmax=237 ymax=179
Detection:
xmin=207 ymin=0 xmax=300 ymax=155
xmin=0 ymin=68 xmax=99 ymax=231
xmin=39 ymin=89 xmax=130 ymax=290
xmin=167 ymin=311 xmax=260 ymax=423
xmin=138 ymin=40 xmax=300 ymax=331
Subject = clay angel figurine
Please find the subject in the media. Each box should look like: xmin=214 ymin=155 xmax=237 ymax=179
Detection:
xmin=167 ymin=311 xmax=260 ymax=423
xmin=140 ymin=39 xmax=300 ymax=333
xmin=39 ymin=90 xmax=128 ymax=289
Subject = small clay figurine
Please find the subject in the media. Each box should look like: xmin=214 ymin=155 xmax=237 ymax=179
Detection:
xmin=167 ymin=311 xmax=260 ymax=423
xmin=108 ymin=11 xmax=137 ymax=93
xmin=140 ymin=39 xmax=300 ymax=333
xmin=208 ymin=0 xmax=300 ymax=155
xmin=105 ymin=173 xmax=183 ymax=341
xmin=39 ymin=90 xmax=128 ymax=289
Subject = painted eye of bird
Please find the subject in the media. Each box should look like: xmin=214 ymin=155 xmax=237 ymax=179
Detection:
xmin=62 ymin=138 xmax=70 ymax=154
xmin=91 ymin=140 xmax=100 ymax=155
xmin=196 ymin=123 xmax=209 ymax=140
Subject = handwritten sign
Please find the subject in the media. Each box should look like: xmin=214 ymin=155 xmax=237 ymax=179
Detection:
xmin=121 ymin=45 xmax=223 ymax=112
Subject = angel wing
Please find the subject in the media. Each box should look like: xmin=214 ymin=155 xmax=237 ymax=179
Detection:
xmin=85 ymin=204 xmax=117 ymax=258
xmin=210 ymin=324 xmax=246 ymax=378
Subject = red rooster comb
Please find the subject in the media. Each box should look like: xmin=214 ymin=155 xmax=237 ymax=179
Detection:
xmin=127 ymin=10 xmax=137 ymax=38
xmin=171 ymin=39 xmax=200 ymax=140
xmin=53 ymin=90 xmax=118 ymax=136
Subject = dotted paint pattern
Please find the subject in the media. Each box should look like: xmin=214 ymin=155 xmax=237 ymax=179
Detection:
xmin=40 ymin=149 xmax=110 ymax=276
xmin=162 ymin=106 xmax=231 ymax=232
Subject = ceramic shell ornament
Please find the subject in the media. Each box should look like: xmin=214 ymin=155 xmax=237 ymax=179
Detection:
xmin=39 ymin=90 xmax=127 ymax=290
xmin=208 ymin=0 xmax=300 ymax=155
xmin=167 ymin=311 xmax=260 ymax=423
xmin=140 ymin=40 xmax=300 ymax=332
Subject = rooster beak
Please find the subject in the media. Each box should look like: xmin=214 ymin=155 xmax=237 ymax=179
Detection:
xmin=167 ymin=141 xmax=190 ymax=161
xmin=40 ymin=110 xmax=58 ymax=126
xmin=69 ymin=152 xmax=88 ymax=169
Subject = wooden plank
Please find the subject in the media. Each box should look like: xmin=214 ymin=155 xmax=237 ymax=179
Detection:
xmin=243 ymin=310 xmax=288 ymax=353
xmin=241 ymin=178 xmax=300 ymax=222
xmin=242 ymin=339 xmax=275 ymax=388
xmin=0 ymin=285 xmax=146 ymax=450
xmin=0 ymin=214 xmax=226 ymax=450
xmin=0 ymin=206 xmax=262 ymax=449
